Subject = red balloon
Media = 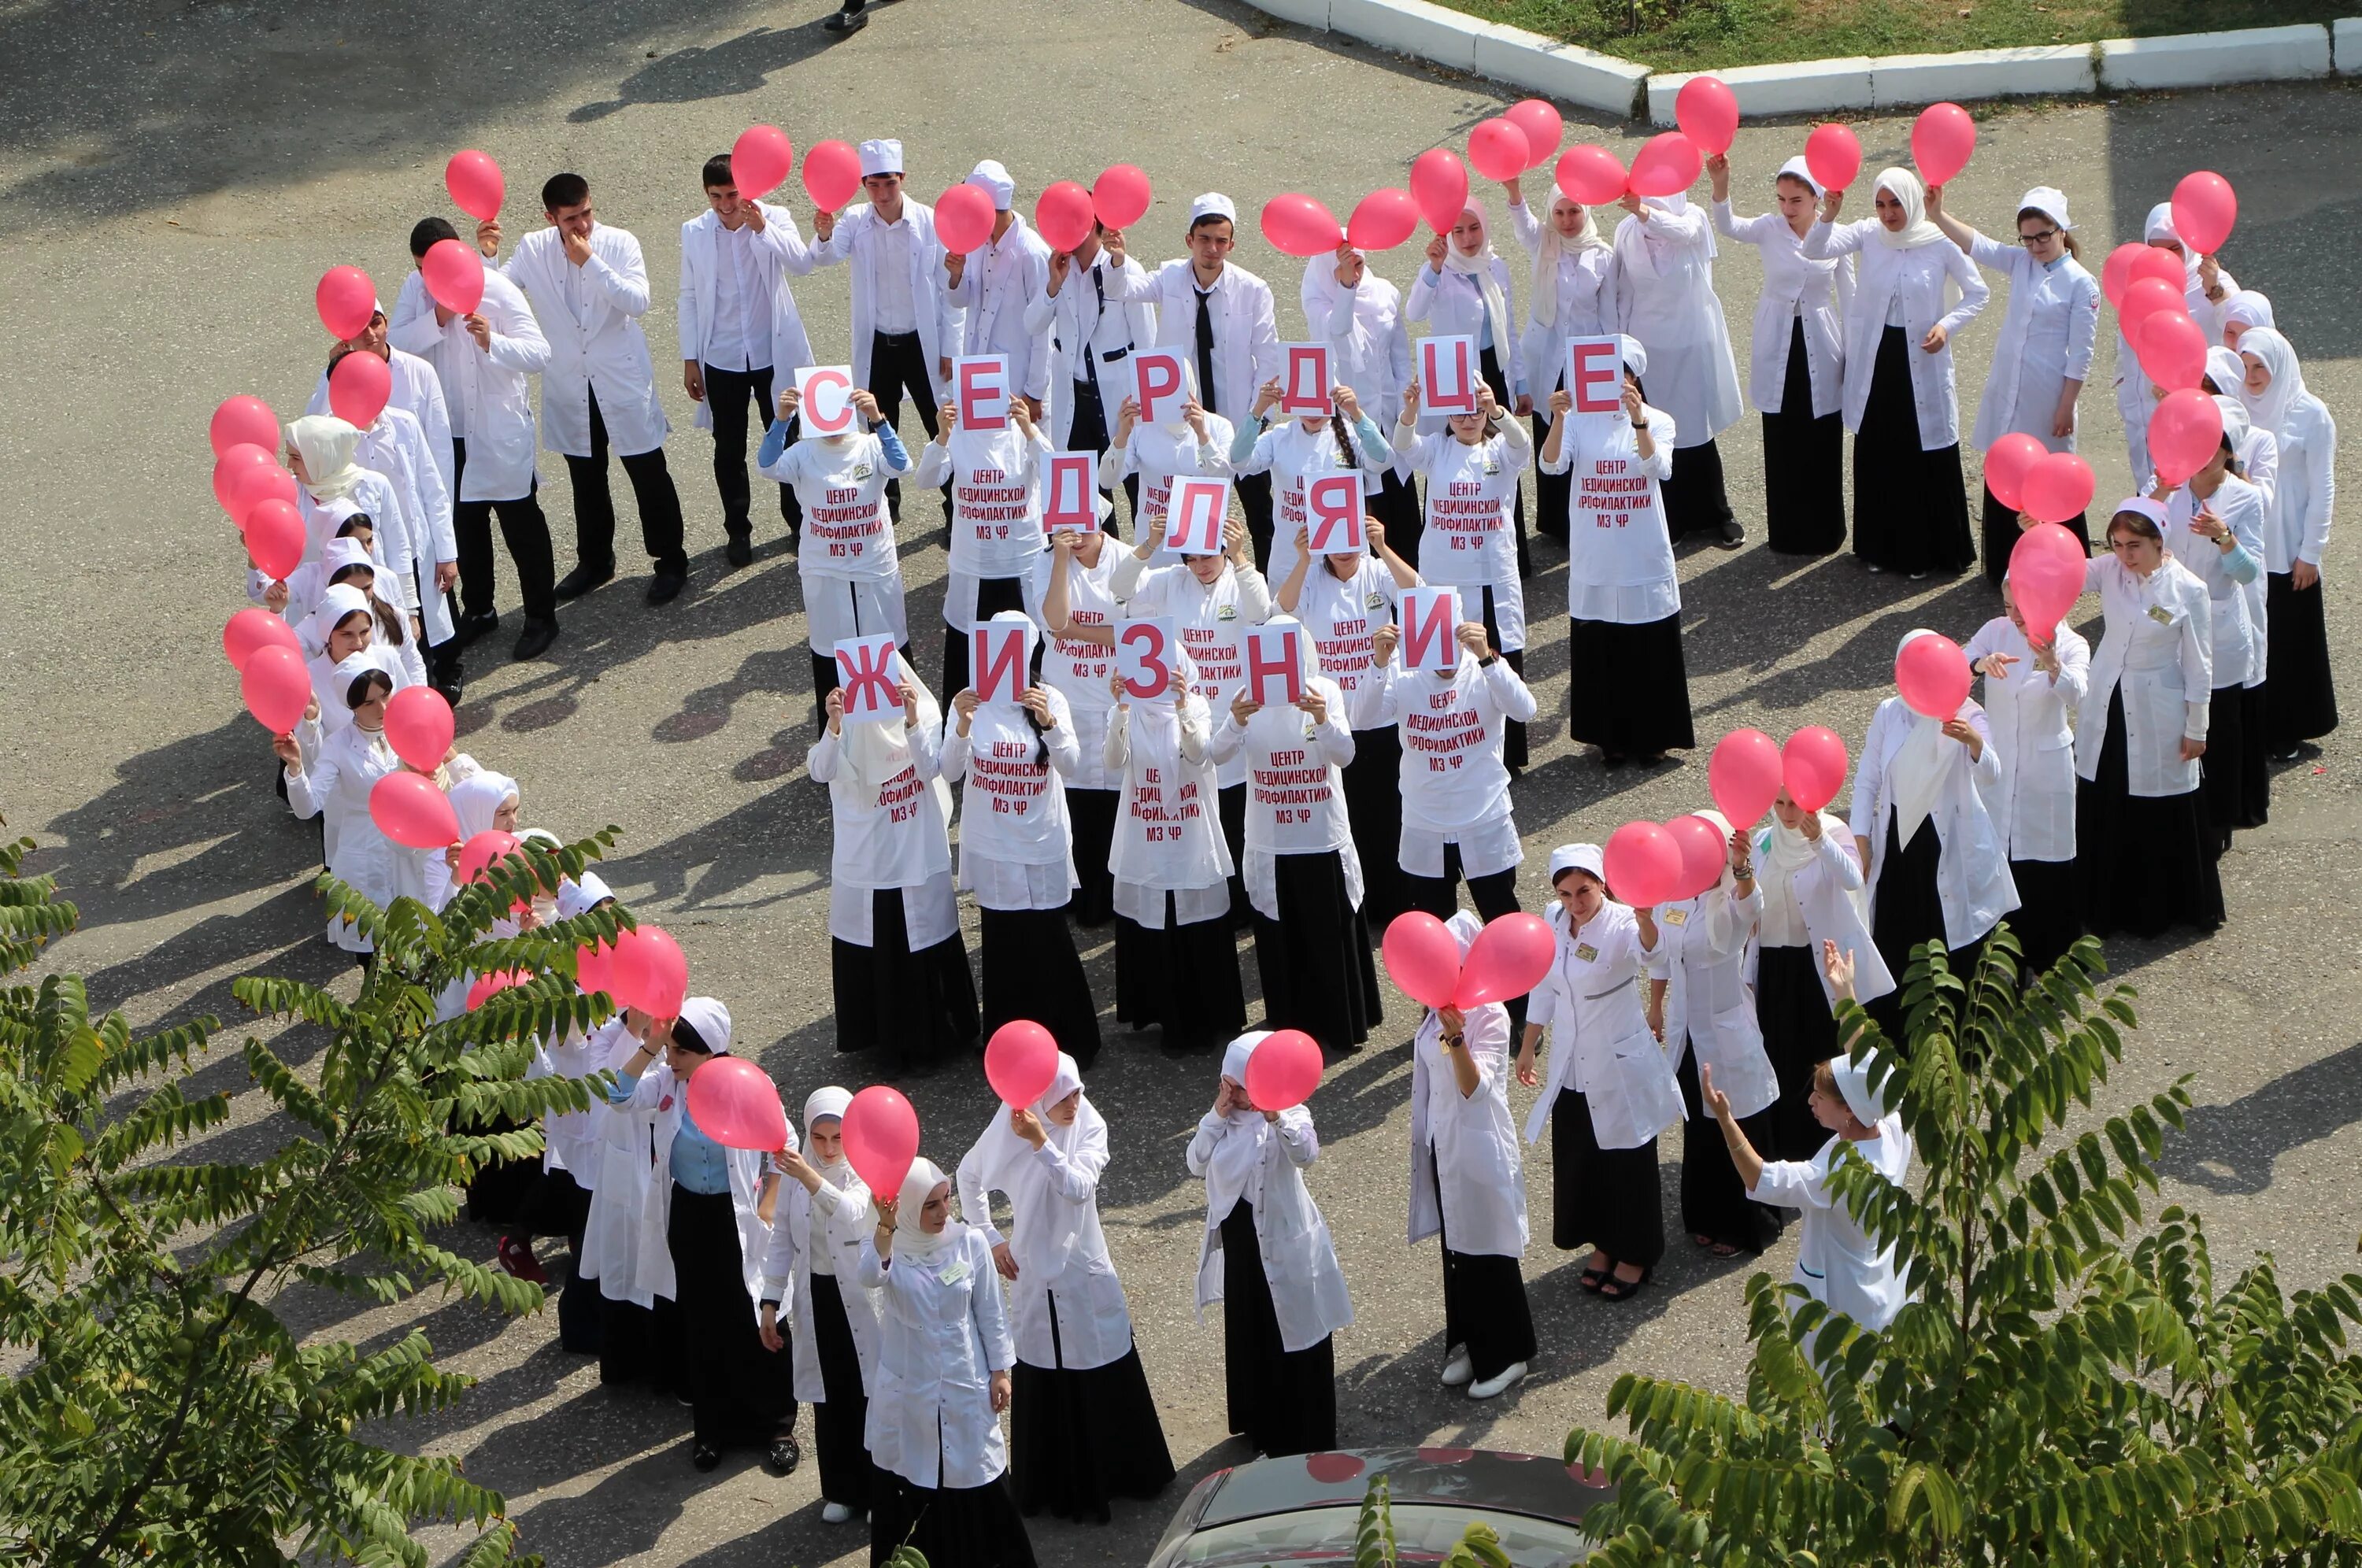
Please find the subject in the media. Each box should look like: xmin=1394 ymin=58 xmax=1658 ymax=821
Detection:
xmin=228 ymin=460 xmax=298 ymax=528
xmin=1410 ymin=147 xmax=1471 ymax=234
xmin=1244 ymin=1028 xmax=1324 ymax=1111
xmin=1895 ymin=632 xmax=1971 ymax=719
xmin=1675 ymin=76 xmax=1739 ymax=156
xmin=2020 ymin=452 xmax=2096 ymax=525
xmin=465 ymin=968 xmax=531 ymax=1011
xmin=368 ymin=770 xmax=461 ymax=851
xmin=328 ymin=350 xmax=391 ymax=427
xmin=1783 ymin=727 xmax=1849 ymax=813
xmin=1603 ymin=821 xmax=1683 ymax=909
xmin=1347 ymin=188 xmax=1420 ymax=251
xmin=420 ymin=238 xmax=485 ymax=315
xmin=445 ymin=150 xmax=505 ymax=221
xmin=1092 ymin=164 xmax=1153 ymax=231
xmin=2149 ymin=387 xmax=2227 ymax=488
xmin=1982 ymin=431 xmax=2048 ymax=512
xmin=1627 ymin=132 xmax=1702 ymax=199
xmin=1910 ymin=101 xmax=1975 ymax=187
xmin=2006 ymin=522 xmax=2088 ymax=643
xmin=1708 ymin=727 xmax=1783 ymax=828
xmin=2171 ymin=169 xmax=2237 ymax=256
xmin=1453 ymin=912 xmax=1557 ymax=1008
xmin=2137 ymin=309 xmax=2208 ymax=392
xmin=223 ymin=606 xmax=300 ymax=671
xmin=1468 ymin=117 xmax=1532 ymax=183
xmin=2118 ymin=276 xmax=2186 ymax=342
xmin=210 ymin=396 xmax=278 ymax=460
xmin=1260 ymin=192 xmax=1342 ymax=259
xmin=576 ymin=937 xmax=616 ymax=998
xmin=243 ymin=498 xmax=305 ymax=581
xmin=608 ymin=925 xmax=689 ymax=1019
xmin=802 ymin=139 xmax=864 ymax=213
xmin=454 ymin=829 xmax=520 ymax=887
xmin=1505 ymin=99 xmax=1564 ymax=172
xmin=1664 ymin=814 xmax=1729 ymax=900
xmin=383 ymin=685 xmax=454 ymax=772
xmin=315 ymin=265 xmax=376 ymax=341
xmin=934 ymin=182 xmax=995 ymax=255
xmin=1554 ymin=144 xmax=1628 ymax=206
xmin=2128 ymin=246 xmax=2186 ymax=295
xmin=2099 ymin=242 xmax=2148 ymax=309
xmin=984 ymin=1019 xmax=1060 ymax=1106
xmin=842 ymin=1085 xmax=920 ymax=1200
xmin=686 ymin=1056 xmax=790 ymax=1152
xmin=240 ymin=644 xmax=311 ymax=734
xmin=1035 ymin=179 xmax=1096 ymax=253
xmin=1805 ymin=123 xmax=1863 ymax=192
xmin=731 ymin=124 xmax=794 ymax=201
xmin=1382 ymin=911 xmax=1461 ymax=1010
xmin=213 ymin=443 xmax=277 ymax=516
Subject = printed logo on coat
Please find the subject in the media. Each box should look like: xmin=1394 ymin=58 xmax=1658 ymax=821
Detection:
xmin=2147 ymin=605 xmax=2176 ymax=626
xmin=1365 ymin=591 xmax=1390 ymax=610
xmin=1216 ymin=604 xmax=1238 ymax=621
xmin=851 ymin=463 xmax=873 ymax=480
xmin=1664 ymin=907 xmax=1688 ymax=926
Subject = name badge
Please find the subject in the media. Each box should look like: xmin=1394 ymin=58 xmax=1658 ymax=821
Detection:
xmin=938 ymin=1259 xmax=970 ymax=1285
xmin=1482 ymin=456 xmax=1501 ymax=476
xmin=2146 ymin=604 xmax=2175 ymax=626
xmin=1664 ymin=908 xmax=1688 ymax=926
xmin=852 ymin=463 xmax=873 ymax=480
xmin=1575 ymin=943 xmax=1598 ymax=963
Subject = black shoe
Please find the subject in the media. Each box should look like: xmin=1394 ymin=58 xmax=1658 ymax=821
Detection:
xmin=823 ymin=6 xmax=867 ymax=28
xmin=725 ymin=534 xmax=754 ymax=568
xmin=553 ymin=561 xmax=614 ymax=601
xmin=1601 ymin=749 xmax=1628 ymax=771
xmin=646 ymin=571 xmax=687 ymax=605
xmin=1713 ymin=520 xmax=1746 ymax=550
xmin=432 ymin=678 xmax=464 ymax=708
xmin=767 ymin=1433 xmax=802 ymax=1475
xmin=454 ymin=609 xmax=499 ymax=648
xmin=692 ymin=1442 xmax=721 ymax=1473
xmin=512 ymin=619 xmax=560 ymax=660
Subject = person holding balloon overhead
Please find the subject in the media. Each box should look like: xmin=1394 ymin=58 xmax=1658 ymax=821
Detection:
xmin=1407 ymin=199 xmax=1530 ymax=575
xmin=1301 ymin=244 xmax=1421 ymax=559
xmin=577 ymin=1004 xmax=685 ymax=1399
xmin=935 ymin=161 xmax=1055 ymax=423
xmin=1227 ymin=377 xmax=1395 ymax=594
xmin=2160 ymin=410 xmax=2268 ymax=854
xmin=274 ymin=663 xmax=437 ymax=964
xmin=2112 ymin=200 xmax=2242 ymax=485
xmin=2236 ymin=327 xmax=2341 ymax=764
xmin=1029 ymin=216 xmax=1156 ymax=523
xmin=1501 ymin=166 xmax=1620 ymax=548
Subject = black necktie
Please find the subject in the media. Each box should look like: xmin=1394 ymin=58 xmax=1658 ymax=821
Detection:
xmin=1194 ymin=287 xmax=1218 ymax=416
xmin=1083 ymin=268 xmax=1105 ymax=390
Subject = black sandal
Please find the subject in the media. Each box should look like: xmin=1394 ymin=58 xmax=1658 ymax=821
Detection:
xmin=692 ymin=1442 xmax=721 ymax=1473
xmin=768 ymin=1434 xmax=802 ymax=1476
xmin=1597 ymin=1267 xmax=1653 ymax=1302
xmin=1579 ymin=1261 xmax=1611 ymax=1292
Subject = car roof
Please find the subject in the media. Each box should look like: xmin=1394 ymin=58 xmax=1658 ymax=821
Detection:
xmin=1194 ymin=1447 xmax=1611 ymax=1529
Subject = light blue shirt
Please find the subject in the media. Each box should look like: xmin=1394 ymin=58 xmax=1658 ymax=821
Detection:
xmin=606 ymin=1062 xmax=735 ymax=1195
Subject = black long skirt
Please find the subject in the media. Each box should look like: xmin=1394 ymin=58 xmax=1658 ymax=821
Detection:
xmin=598 ymin=1291 xmax=684 ymax=1396
xmin=2235 ymin=684 xmax=2271 ymax=829
xmin=1870 ymin=814 xmax=1950 ymax=1005
xmin=1253 ymin=850 xmax=1383 ymax=1052
xmin=1478 ymin=343 xmax=1530 ymax=577
xmin=1567 ymin=614 xmax=1695 ymax=759
xmin=1343 ymin=727 xmax=1408 ymax=932
xmin=1219 ymin=1198 xmax=1336 ymax=1456
xmin=1660 ymin=438 xmax=1737 ymax=545
xmin=1476 ymin=586 xmax=1527 ymax=773
xmin=832 ymin=888 xmax=980 ymax=1073
xmin=1113 ymin=903 xmax=1246 ymax=1052
xmin=1854 ymin=327 xmax=1974 ymax=575
xmin=1068 ymin=788 xmax=1120 ymax=926
xmin=1434 ymin=1152 xmax=1536 ymax=1381
xmin=809 ymin=1274 xmax=872 ymax=1511
xmin=869 ymin=1464 xmax=1037 ymax=1568
xmin=668 ymin=1186 xmax=796 ymax=1452
xmin=1763 ymin=322 xmax=1846 ymax=557
xmin=1755 ymin=943 xmax=1838 ymax=1162
xmin=2076 ymin=691 xmax=2223 ymax=939
xmin=2005 ymin=856 xmax=2082 ymax=984
xmin=1010 ymin=1321 xmax=1175 ymax=1522
xmin=2197 ymin=681 xmax=2247 ymax=856
xmin=940 ymin=575 xmax=1028 ymax=697
xmin=979 ymin=904 xmax=1102 ymax=1069
xmin=1372 ymin=467 xmax=1424 ymax=569
xmin=1979 ymin=485 xmax=2086 ymax=590
xmin=1673 ymin=1045 xmax=1783 ymax=1255
xmin=2266 ymin=571 xmax=2338 ymax=748
xmin=1219 ymin=783 xmax=1250 ymax=929
xmin=1531 ymin=409 xmax=1570 ymax=544
xmin=464 ymin=1112 xmax=539 ymax=1227
xmin=516 ymin=1167 xmax=600 ymax=1353
xmin=1548 ymin=1086 xmax=1664 ymax=1268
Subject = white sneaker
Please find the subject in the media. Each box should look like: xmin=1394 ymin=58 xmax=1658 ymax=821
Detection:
xmin=1440 ymin=1345 xmax=1473 ymax=1387
xmin=1468 ymin=1360 xmax=1527 ymax=1400
xmin=821 ymin=1502 xmax=853 ymax=1525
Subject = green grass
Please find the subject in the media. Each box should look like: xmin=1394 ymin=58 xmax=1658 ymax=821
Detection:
xmin=1434 ymin=0 xmax=2347 ymax=73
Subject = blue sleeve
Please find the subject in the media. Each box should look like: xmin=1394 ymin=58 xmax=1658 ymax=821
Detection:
xmin=876 ymin=423 xmax=911 ymax=472
xmin=1353 ymin=412 xmax=1393 ymax=465
xmin=756 ymin=419 xmax=790 ymax=469
xmin=604 ymin=1060 xmax=643 ymax=1106
xmin=1229 ymin=421 xmax=1261 ymax=464
xmin=2219 ymin=540 xmax=2260 ymax=584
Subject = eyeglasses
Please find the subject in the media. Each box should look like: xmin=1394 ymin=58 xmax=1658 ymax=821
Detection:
xmin=2018 ymin=229 xmax=2060 ymax=246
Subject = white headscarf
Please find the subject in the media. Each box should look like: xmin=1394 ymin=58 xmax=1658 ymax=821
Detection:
xmin=1871 ymin=168 xmax=1946 ymax=250
xmin=2221 ymin=290 xmax=2275 ymax=337
xmin=1831 ymin=1045 xmax=1892 ymax=1126
xmin=1527 ymin=190 xmax=1604 ymax=331
xmin=1776 ymin=156 xmax=1823 ymax=200
xmin=287 ymin=414 xmax=368 ymax=501
xmin=1441 ymin=199 xmax=1516 ymax=369
xmin=2203 ymin=346 xmax=2247 ymax=398
xmin=1888 ymin=631 xmax=1953 ymax=847
xmin=448 ymin=770 xmax=518 ymax=841
xmin=802 ymin=1086 xmax=854 ymax=1175
xmin=2143 ymin=202 xmax=2182 ymax=249
xmin=843 ymin=649 xmax=952 ymax=827
xmin=555 ymin=871 xmax=613 ymax=919
xmin=2236 ymin=327 xmax=2312 ymax=440
xmin=892 ymin=1156 xmax=959 ymax=1264
xmin=1202 ymin=1030 xmax=1274 ymax=1225
xmin=673 ymin=996 xmax=733 ymax=1056
xmin=1687 ymin=807 xmax=1745 ymax=951
xmin=959 ymin=1052 xmax=1099 ymax=1258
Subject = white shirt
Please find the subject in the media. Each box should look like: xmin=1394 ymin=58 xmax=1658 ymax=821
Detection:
xmin=1541 ymin=405 xmax=1681 ymax=625
xmin=1297 ymin=559 xmax=1408 ymax=715
xmin=1612 ymin=199 xmax=1744 ymax=446
xmin=1802 ymin=221 xmax=1991 ymax=451
xmin=1964 ymin=236 xmax=2100 ymax=454
xmin=1407 ymin=998 xmax=1529 ymax=1259
xmin=1401 ymin=425 xmax=1531 ymax=650
xmin=387 ymin=268 xmax=550 ymax=503
xmin=1101 ymin=419 xmax=1233 ymax=554
xmin=956 ymin=1110 xmax=1135 ymax=1372
xmin=1104 ymin=697 xmax=1231 ymax=927
xmin=2267 ymin=398 xmax=2337 ymax=569
xmin=1645 ymin=886 xmax=1777 ymax=1118
xmin=868 ymin=213 xmax=920 ymax=334
xmin=1506 ymin=198 xmax=1620 ymax=397
xmin=765 ymin=431 xmax=903 ymax=582
xmin=1749 ymin=1121 xmax=1914 ymax=1332
xmin=757 ymin=1169 xmax=882 ymax=1404
xmin=1964 ymin=615 xmax=2090 ymax=863
xmin=1302 ymin=264 xmax=1414 ymax=424
xmin=2075 ymin=555 xmax=2214 ymax=797
xmin=1712 ymin=202 xmax=1847 ymax=420
xmin=811 ymin=200 xmax=963 ymax=406
xmin=705 ymin=220 xmax=766 ymax=373
xmin=1185 ymin=1107 xmax=1354 ymax=1352
xmin=1845 ymin=696 xmax=2019 ymax=950
xmin=1105 ymin=259 xmax=1281 ymax=423
xmin=1234 ymin=416 xmax=1394 ymax=590
xmin=1360 ymin=653 xmax=1535 ymax=878
xmin=857 ymin=1226 xmax=1016 ymax=1490
xmin=1027 ymin=250 xmax=1159 ymax=449
xmin=943 ymin=691 xmax=1082 ymax=908
xmin=1111 ymin=553 xmax=1275 ymax=789
xmin=1030 ymin=543 xmax=1124 ymax=791
xmin=1406 ymin=255 xmax=1523 ymax=397
xmin=2164 ymin=476 xmax=2266 ymax=689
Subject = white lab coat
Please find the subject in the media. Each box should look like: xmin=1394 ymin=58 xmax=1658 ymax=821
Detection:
xmin=531 ymin=1019 xmax=609 ymax=1182
xmin=955 ymin=1111 xmax=1135 ymax=1372
xmin=1711 ymin=202 xmax=1847 ymax=419
xmin=1301 ymin=263 xmax=1414 ymax=421
xmin=1027 ymin=250 xmax=1157 ymax=448
xmin=858 ymin=1225 xmax=1015 ymax=1489
xmin=1646 ymin=887 xmax=1779 ymax=1119
xmin=1846 ymin=696 xmax=2018 ymax=951
xmin=598 ymin=1060 xmax=778 ymax=1307
xmin=283 ymin=725 xmax=434 ymax=952
xmin=757 ymin=1169 xmax=883 ymax=1404
xmin=1963 ymin=615 xmax=2090 ymax=863
xmin=577 ymin=1024 xmax=671 ymax=1307
xmin=304 ymin=346 xmax=456 ymax=497
xmin=1186 ymin=1107 xmax=1354 ymax=1353
xmin=1505 ymin=198 xmax=1620 ymax=398
xmin=1964 ymin=235 xmax=2099 ymax=455
xmin=2076 ymin=555 xmax=2214 ymax=795
xmin=677 ymin=203 xmax=819 ymax=410
xmin=813 ymin=200 xmax=964 ymax=406
xmin=388 ymin=268 xmax=550 ymax=502
xmin=1612 ymin=199 xmax=1743 ymax=446
xmin=1359 ymin=653 xmax=1535 ymax=879
xmin=504 ymin=221 xmax=669 ymax=457
xmin=1749 ymin=1119 xmax=1914 ymax=1332
xmin=938 ymin=211 xmax=1056 ymax=406
xmin=1523 ymin=900 xmax=1683 ymax=1149
xmin=1407 ymin=254 xmax=1526 ymax=401
xmin=2164 ymin=478 xmax=2265 ymax=690
xmin=1407 ymin=1000 xmax=1528 ymax=1259
xmin=2267 ymin=398 xmax=2337 ymax=570
xmin=1104 ymin=258 xmax=1281 ymax=427
xmin=1802 ymin=221 xmax=1990 ymax=449
xmin=1750 ymin=826 xmax=1896 ymax=1006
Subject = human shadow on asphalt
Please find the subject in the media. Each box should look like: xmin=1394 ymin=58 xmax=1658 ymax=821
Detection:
xmin=2157 ymin=1040 xmax=2362 ymax=1197
xmin=570 ymin=19 xmax=850 ymax=123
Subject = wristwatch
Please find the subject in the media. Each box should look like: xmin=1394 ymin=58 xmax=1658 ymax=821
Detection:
xmin=1478 ymin=653 xmax=1498 ymax=668
xmin=1442 ymin=1033 xmax=1465 ymax=1050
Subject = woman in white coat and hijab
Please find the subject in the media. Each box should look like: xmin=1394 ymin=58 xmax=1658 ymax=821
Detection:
xmin=576 ymin=1006 xmax=686 ymax=1397
xmin=273 ymin=663 xmax=435 ymax=964
xmin=1035 ymin=520 xmax=1125 ymax=926
xmin=1186 ymin=1031 xmax=1354 ymax=1457
xmin=1409 ymin=200 xmax=1531 ymax=575
xmin=957 ymin=1055 xmax=1175 ymax=1522
xmin=2160 ymin=421 xmax=2268 ymax=852
xmin=1501 ymin=171 xmax=1619 ymax=545
xmin=861 ymin=1156 xmax=1037 ymax=1568
xmin=1709 ymin=153 xmax=1849 ymax=556
xmin=286 ymin=415 xmax=415 ymax=580
xmin=2238 ymin=327 xmax=2341 ymax=760
xmin=1612 ymin=187 xmax=1746 ymax=549
xmin=1409 ymin=912 xmax=1535 ymax=1400
xmin=1302 ymin=244 xmax=1422 ymax=557
xmin=2111 ymin=202 xmax=2241 ymax=485
xmin=1805 ymin=169 xmax=1991 ymax=578
xmin=916 ymin=397 xmax=1053 ymax=697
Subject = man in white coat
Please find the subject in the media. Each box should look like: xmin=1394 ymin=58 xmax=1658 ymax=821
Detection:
xmin=494 ymin=172 xmax=687 ymax=605
xmin=1028 ymin=218 xmax=1156 ymax=522
xmin=935 ymin=160 xmax=1053 ymax=422
xmin=679 ymin=152 xmax=821 ymax=570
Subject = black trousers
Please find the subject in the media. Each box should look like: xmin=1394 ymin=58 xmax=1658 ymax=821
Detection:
xmin=1235 ymin=471 xmax=1275 ymax=575
xmin=452 ymin=435 xmax=557 ymax=625
xmin=1064 ymin=374 xmax=1138 ymax=531
xmin=868 ymin=330 xmax=946 ymax=521
xmin=701 ymin=363 xmax=800 ymax=539
xmin=563 ymin=387 xmax=687 ymax=575
xmin=1402 ymin=843 xmax=1527 ymax=1035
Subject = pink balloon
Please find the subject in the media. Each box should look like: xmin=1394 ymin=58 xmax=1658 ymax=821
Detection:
xmin=1603 ymin=822 xmax=1683 ymax=909
xmin=1505 ymin=99 xmax=1564 ymax=172
xmin=1260 ymin=192 xmax=1342 ymax=259
xmin=2020 ymin=452 xmax=2096 ymax=525
xmin=842 ymin=1085 xmax=921 ymax=1200
xmin=1382 ymin=911 xmax=1461 ymax=1010
xmin=466 ymin=968 xmax=531 ymax=1011
xmin=315 ymin=265 xmax=376 ymax=341
xmin=1467 ymin=117 xmax=1532 ymax=183
xmin=984 ymin=1019 xmax=1060 ymax=1106
xmin=1035 ymin=179 xmax=1097 ymax=253
xmin=228 ymin=460 xmax=298 ymax=528
xmin=420 ymin=238 xmax=485 ymax=315
xmin=1910 ymin=102 xmax=1976 ymax=187
xmin=2136 ymin=309 xmax=2208 ymax=392
xmin=1708 ymin=727 xmax=1783 ymax=828
xmin=383 ymin=685 xmax=455 ymax=772
xmin=2118 ymin=276 xmax=2186 ymax=342
xmin=213 ymin=443 xmax=277 ymax=516
xmin=686 ymin=1056 xmax=790 ymax=1152
xmin=2006 ymin=522 xmax=2087 ymax=643
xmin=1895 ymin=633 xmax=1971 ymax=719
xmin=454 ymin=829 xmax=520 ymax=887
xmin=2128 ymin=246 xmax=2186 ymax=294
xmin=1347 ymin=188 xmax=1420 ymax=251
xmin=1245 ymin=1028 xmax=1324 ymax=1111
xmin=576 ymin=937 xmax=616 ymax=998
xmin=242 ymin=498 xmax=304 ymax=581
xmin=369 ymin=771 xmax=461 ymax=851
xmin=1783 ymin=727 xmax=1849 ymax=813
xmin=608 ymin=926 xmax=689 ymax=1019
xmin=223 ymin=607 xmax=300 ymax=671
xmin=329 ymin=350 xmax=391 ymax=427
xmin=1453 ymin=912 xmax=1557 ymax=1008
xmin=934 ymin=182 xmax=995 ymax=256
xmin=2171 ymin=169 xmax=2237 ymax=256
xmin=1675 ymin=77 xmax=1740 ymax=156
xmin=1410 ymin=147 xmax=1470 ymax=235
xmin=1983 ymin=431 xmax=2048 ymax=512
xmin=210 ymin=396 xmax=278 ymax=460
xmin=2149 ymin=387 xmax=2227 ymax=488
xmin=731 ymin=124 xmax=794 ymax=201
xmin=1554 ymin=144 xmax=1628 ymax=206
xmin=445 ymin=150 xmax=505 ymax=221
xmin=2099 ymin=242 xmax=2148 ymax=309
xmin=802 ymin=139 xmax=864 ymax=213
xmin=240 ymin=644 xmax=311 ymax=734
xmin=1804 ymin=123 xmax=1863 ymax=191
xmin=1664 ymin=814 xmax=1729 ymax=900
xmin=1092 ymin=165 xmax=1153 ymax=230
xmin=1627 ymin=132 xmax=1702 ymax=199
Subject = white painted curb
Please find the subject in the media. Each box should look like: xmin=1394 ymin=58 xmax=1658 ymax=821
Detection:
xmin=1260 ymin=0 xmax=1646 ymax=115
xmin=1649 ymin=58 xmax=1873 ymax=126
xmin=2096 ymin=23 xmax=2331 ymax=91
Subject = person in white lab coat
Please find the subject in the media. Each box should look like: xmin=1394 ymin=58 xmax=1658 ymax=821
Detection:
xmin=1612 ymin=189 xmax=1745 ymax=549
xmin=576 ymin=1008 xmax=687 ymax=1398
xmin=1302 ymin=244 xmax=1422 ymax=557
xmin=1805 ymin=169 xmax=1990 ymax=579
xmin=2112 ymin=202 xmax=2242 ymax=486
xmin=1410 ymin=912 xmax=1535 ymax=1398
xmin=1709 ymin=153 xmax=1848 ymax=555
xmin=489 ymin=172 xmax=687 ymax=603
xmin=306 ymin=353 xmax=450 ymax=640
xmin=1228 ymin=381 xmax=1394 ymax=594
xmin=1187 ymin=1031 xmax=1354 ymax=1456
xmin=957 ymin=1055 xmax=1175 ymax=1522
xmin=1501 ymin=171 xmax=1620 ymax=546
xmin=1035 ymin=522 xmax=1124 ymax=924
xmin=2221 ymin=290 xmax=2275 ymax=352
xmin=2238 ymin=327 xmax=2340 ymax=759
xmin=1516 ymin=845 xmax=1683 ymax=1299
xmin=272 ymin=664 xmax=435 ymax=962
xmin=916 ymin=396 xmax=1053 ymax=693
xmin=1031 ymin=221 xmax=1157 ymax=522
xmin=283 ymin=414 xmax=412 ymax=574
xmin=1964 ymin=582 xmax=2092 ymax=978
xmin=761 ymin=383 xmax=913 ymax=721
xmin=860 ymin=1158 xmax=1037 ymax=1568
xmin=938 ymin=160 xmax=1054 ymax=423
xmin=1409 ymin=200 xmax=1531 ymax=575
xmin=2161 ymin=425 xmax=2268 ymax=852
xmin=1098 ymin=368 xmax=1235 ymax=551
